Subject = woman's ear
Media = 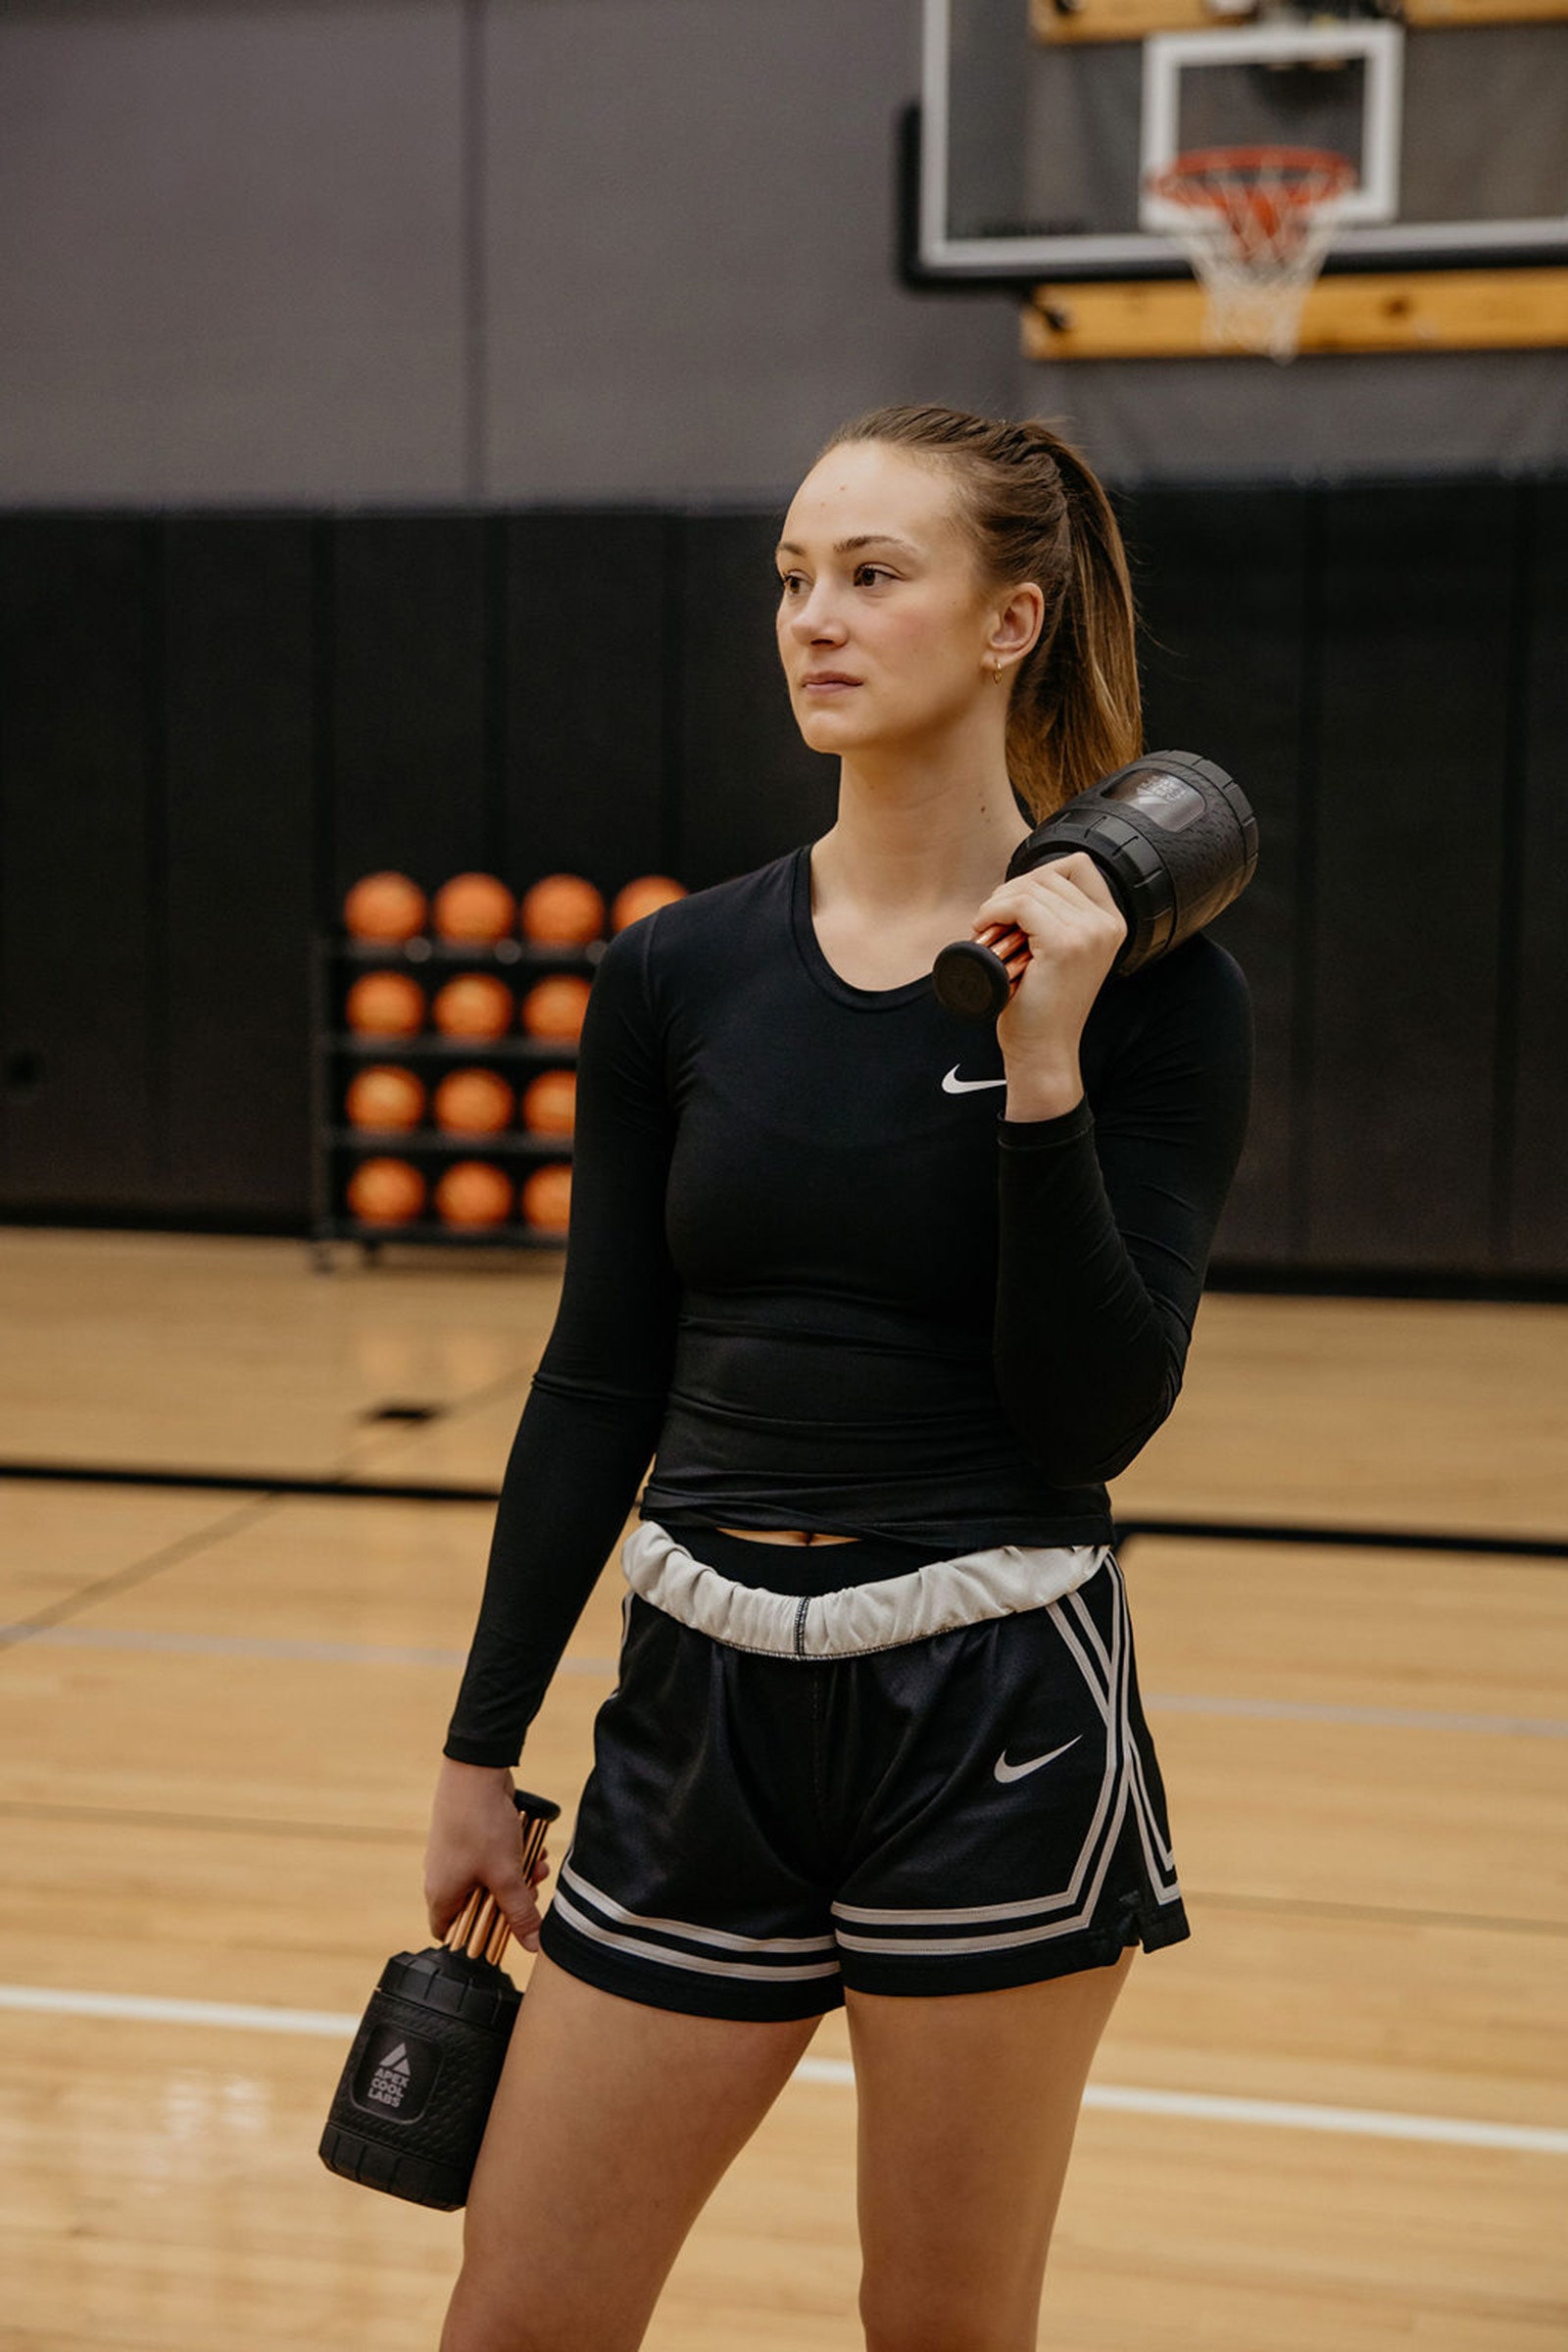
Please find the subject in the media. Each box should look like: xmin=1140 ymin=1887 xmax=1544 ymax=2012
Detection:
xmin=988 ymin=581 xmax=1045 ymax=664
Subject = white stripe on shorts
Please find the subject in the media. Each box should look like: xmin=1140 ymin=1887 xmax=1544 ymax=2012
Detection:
xmin=559 ymin=1857 xmax=836 ymax=1956
xmin=552 ymin=1877 xmax=841 ymax=1984
xmin=621 ymin=1521 xmax=1109 ymax=1658
xmin=1101 ymin=1557 xmax=1181 ymax=1904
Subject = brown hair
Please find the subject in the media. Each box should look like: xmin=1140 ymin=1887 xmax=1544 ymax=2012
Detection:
xmin=817 ymin=406 xmax=1142 ymax=820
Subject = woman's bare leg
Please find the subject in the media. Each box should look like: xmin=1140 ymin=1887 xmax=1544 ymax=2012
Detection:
xmin=441 ymin=1952 xmax=823 ymax=2352
xmin=847 ymin=1950 xmax=1134 ymax=2352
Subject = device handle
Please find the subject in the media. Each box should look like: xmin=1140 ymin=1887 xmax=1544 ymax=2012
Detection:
xmin=442 ymin=1789 xmax=561 ymax=1968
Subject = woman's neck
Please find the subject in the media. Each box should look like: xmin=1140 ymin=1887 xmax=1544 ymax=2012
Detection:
xmin=812 ymin=738 xmax=1030 ymax=920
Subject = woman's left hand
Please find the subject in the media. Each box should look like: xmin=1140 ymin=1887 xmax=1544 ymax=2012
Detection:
xmin=972 ymin=854 xmax=1127 ymax=1120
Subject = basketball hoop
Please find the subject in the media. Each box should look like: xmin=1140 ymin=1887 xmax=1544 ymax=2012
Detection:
xmin=1144 ymin=146 xmax=1357 ymax=364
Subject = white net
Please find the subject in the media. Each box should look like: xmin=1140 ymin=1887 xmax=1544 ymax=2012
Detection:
xmin=1145 ymin=146 xmax=1358 ymax=364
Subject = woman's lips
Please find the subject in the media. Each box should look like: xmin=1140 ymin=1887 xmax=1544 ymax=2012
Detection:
xmin=802 ymin=674 xmax=861 ymax=694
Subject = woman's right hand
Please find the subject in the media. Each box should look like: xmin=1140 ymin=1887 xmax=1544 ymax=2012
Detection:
xmin=423 ymin=1757 xmax=552 ymax=1952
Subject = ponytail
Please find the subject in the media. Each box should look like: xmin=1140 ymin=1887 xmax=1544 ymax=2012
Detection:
xmin=818 ymin=407 xmax=1143 ymax=819
xmin=1009 ymin=422 xmax=1144 ymax=817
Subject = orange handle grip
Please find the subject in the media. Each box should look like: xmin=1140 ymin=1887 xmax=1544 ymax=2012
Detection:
xmin=975 ymin=921 xmax=1031 ymax=998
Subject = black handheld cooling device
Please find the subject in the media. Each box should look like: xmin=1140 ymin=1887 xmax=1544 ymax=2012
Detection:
xmin=319 ymin=1789 xmax=560 ymax=2211
xmin=931 ymin=751 xmax=1257 ymax=1022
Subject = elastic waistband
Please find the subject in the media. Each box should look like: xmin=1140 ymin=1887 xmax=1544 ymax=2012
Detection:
xmin=620 ymin=1520 xmax=1110 ymax=1660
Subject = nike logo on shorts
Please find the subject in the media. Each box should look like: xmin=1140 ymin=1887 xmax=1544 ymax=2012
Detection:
xmin=993 ymin=1736 xmax=1081 ymax=1784
xmin=942 ymin=1067 xmax=1007 ymax=1095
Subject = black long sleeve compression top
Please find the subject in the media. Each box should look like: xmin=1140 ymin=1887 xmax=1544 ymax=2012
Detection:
xmin=444 ymin=843 xmax=1252 ymax=1765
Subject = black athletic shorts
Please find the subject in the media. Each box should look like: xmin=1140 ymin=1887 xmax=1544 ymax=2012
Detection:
xmin=537 ymin=1529 xmax=1189 ymax=2022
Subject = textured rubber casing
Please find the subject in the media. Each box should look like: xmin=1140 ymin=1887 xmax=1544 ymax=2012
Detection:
xmin=1008 ymin=751 xmax=1257 ymax=976
xmin=318 ymin=1945 xmax=522 ymax=2211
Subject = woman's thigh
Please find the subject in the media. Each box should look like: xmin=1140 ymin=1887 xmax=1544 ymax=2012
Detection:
xmin=443 ymin=1954 xmax=823 ymax=2352
xmin=846 ymin=1951 xmax=1134 ymax=2352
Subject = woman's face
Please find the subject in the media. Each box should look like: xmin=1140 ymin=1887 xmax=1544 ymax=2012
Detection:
xmin=774 ymin=440 xmax=1033 ymax=759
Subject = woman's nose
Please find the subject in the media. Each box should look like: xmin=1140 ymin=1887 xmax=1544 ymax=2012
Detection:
xmin=789 ymin=590 xmax=846 ymax=644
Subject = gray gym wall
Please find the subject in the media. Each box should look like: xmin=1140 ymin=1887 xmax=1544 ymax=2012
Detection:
xmin=2 ymin=0 xmax=1565 ymax=505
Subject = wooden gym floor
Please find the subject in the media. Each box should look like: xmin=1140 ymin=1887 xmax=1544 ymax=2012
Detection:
xmin=1 ymin=1227 xmax=1564 ymax=2350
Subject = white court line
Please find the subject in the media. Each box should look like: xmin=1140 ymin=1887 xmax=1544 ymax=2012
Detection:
xmin=0 ymin=1983 xmax=361 ymax=2038
xmin=2 ymin=1984 xmax=1564 ymax=2155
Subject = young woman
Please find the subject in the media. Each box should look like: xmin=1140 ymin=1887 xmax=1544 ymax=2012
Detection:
xmin=425 ymin=406 xmax=1252 ymax=2352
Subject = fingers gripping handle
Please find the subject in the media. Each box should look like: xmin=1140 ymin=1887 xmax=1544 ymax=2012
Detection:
xmin=442 ymin=1788 xmax=560 ymax=1968
xmin=932 ymin=873 xmax=1102 ymax=1025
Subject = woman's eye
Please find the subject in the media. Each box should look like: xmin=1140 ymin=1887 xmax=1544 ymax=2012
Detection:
xmin=777 ymin=572 xmax=805 ymax=595
xmin=854 ymin=564 xmax=894 ymax=588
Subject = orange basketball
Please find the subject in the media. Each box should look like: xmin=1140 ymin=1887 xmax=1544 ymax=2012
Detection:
xmin=611 ymin=875 xmax=687 ymax=932
xmin=433 ymin=871 xmax=516 ymax=944
xmin=346 ymin=1156 xmax=426 ymax=1226
xmin=432 ymin=973 xmax=513 ymax=1040
xmin=345 ymin=1064 xmax=425 ymax=1132
xmin=434 ymin=1159 xmax=514 ymax=1228
xmin=519 ymin=974 xmax=590 ymax=1042
xmin=343 ymin=871 xmax=427 ymax=943
xmin=519 ymin=1068 xmax=576 ymax=1136
xmin=520 ymin=1163 xmax=572 ymax=1235
xmin=433 ymin=1068 xmax=515 ymax=1135
xmin=345 ymin=970 xmax=426 ymax=1038
xmin=518 ymin=873 xmax=606 ymax=947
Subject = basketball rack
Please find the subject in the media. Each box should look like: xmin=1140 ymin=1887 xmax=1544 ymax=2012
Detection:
xmin=308 ymin=933 xmax=584 ymax=1269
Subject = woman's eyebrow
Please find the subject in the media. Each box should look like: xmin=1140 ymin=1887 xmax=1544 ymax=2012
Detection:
xmin=774 ymin=533 xmax=922 ymax=560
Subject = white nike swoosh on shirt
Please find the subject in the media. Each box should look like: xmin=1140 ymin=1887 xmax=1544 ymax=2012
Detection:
xmin=993 ymin=1736 xmax=1081 ymax=1784
xmin=942 ymin=1067 xmax=1007 ymax=1095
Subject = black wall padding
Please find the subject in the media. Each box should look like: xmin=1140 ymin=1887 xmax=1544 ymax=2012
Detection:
xmin=1125 ymin=486 xmax=1310 ymax=1266
xmin=0 ymin=517 xmax=157 ymax=1211
xmin=162 ymin=518 xmax=317 ymax=1217
xmin=1511 ymin=481 xmax=1568 ymax=1273
xmin=502 ymin=513 xmax=674 ymax=893
xmin=0 ymin=481 xmax=1563 ymax=1282
xmin=1309 ymin=483 xmax=1515 ymax=1272
xmin=329 ymin=517 xmax=492 ymax=905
